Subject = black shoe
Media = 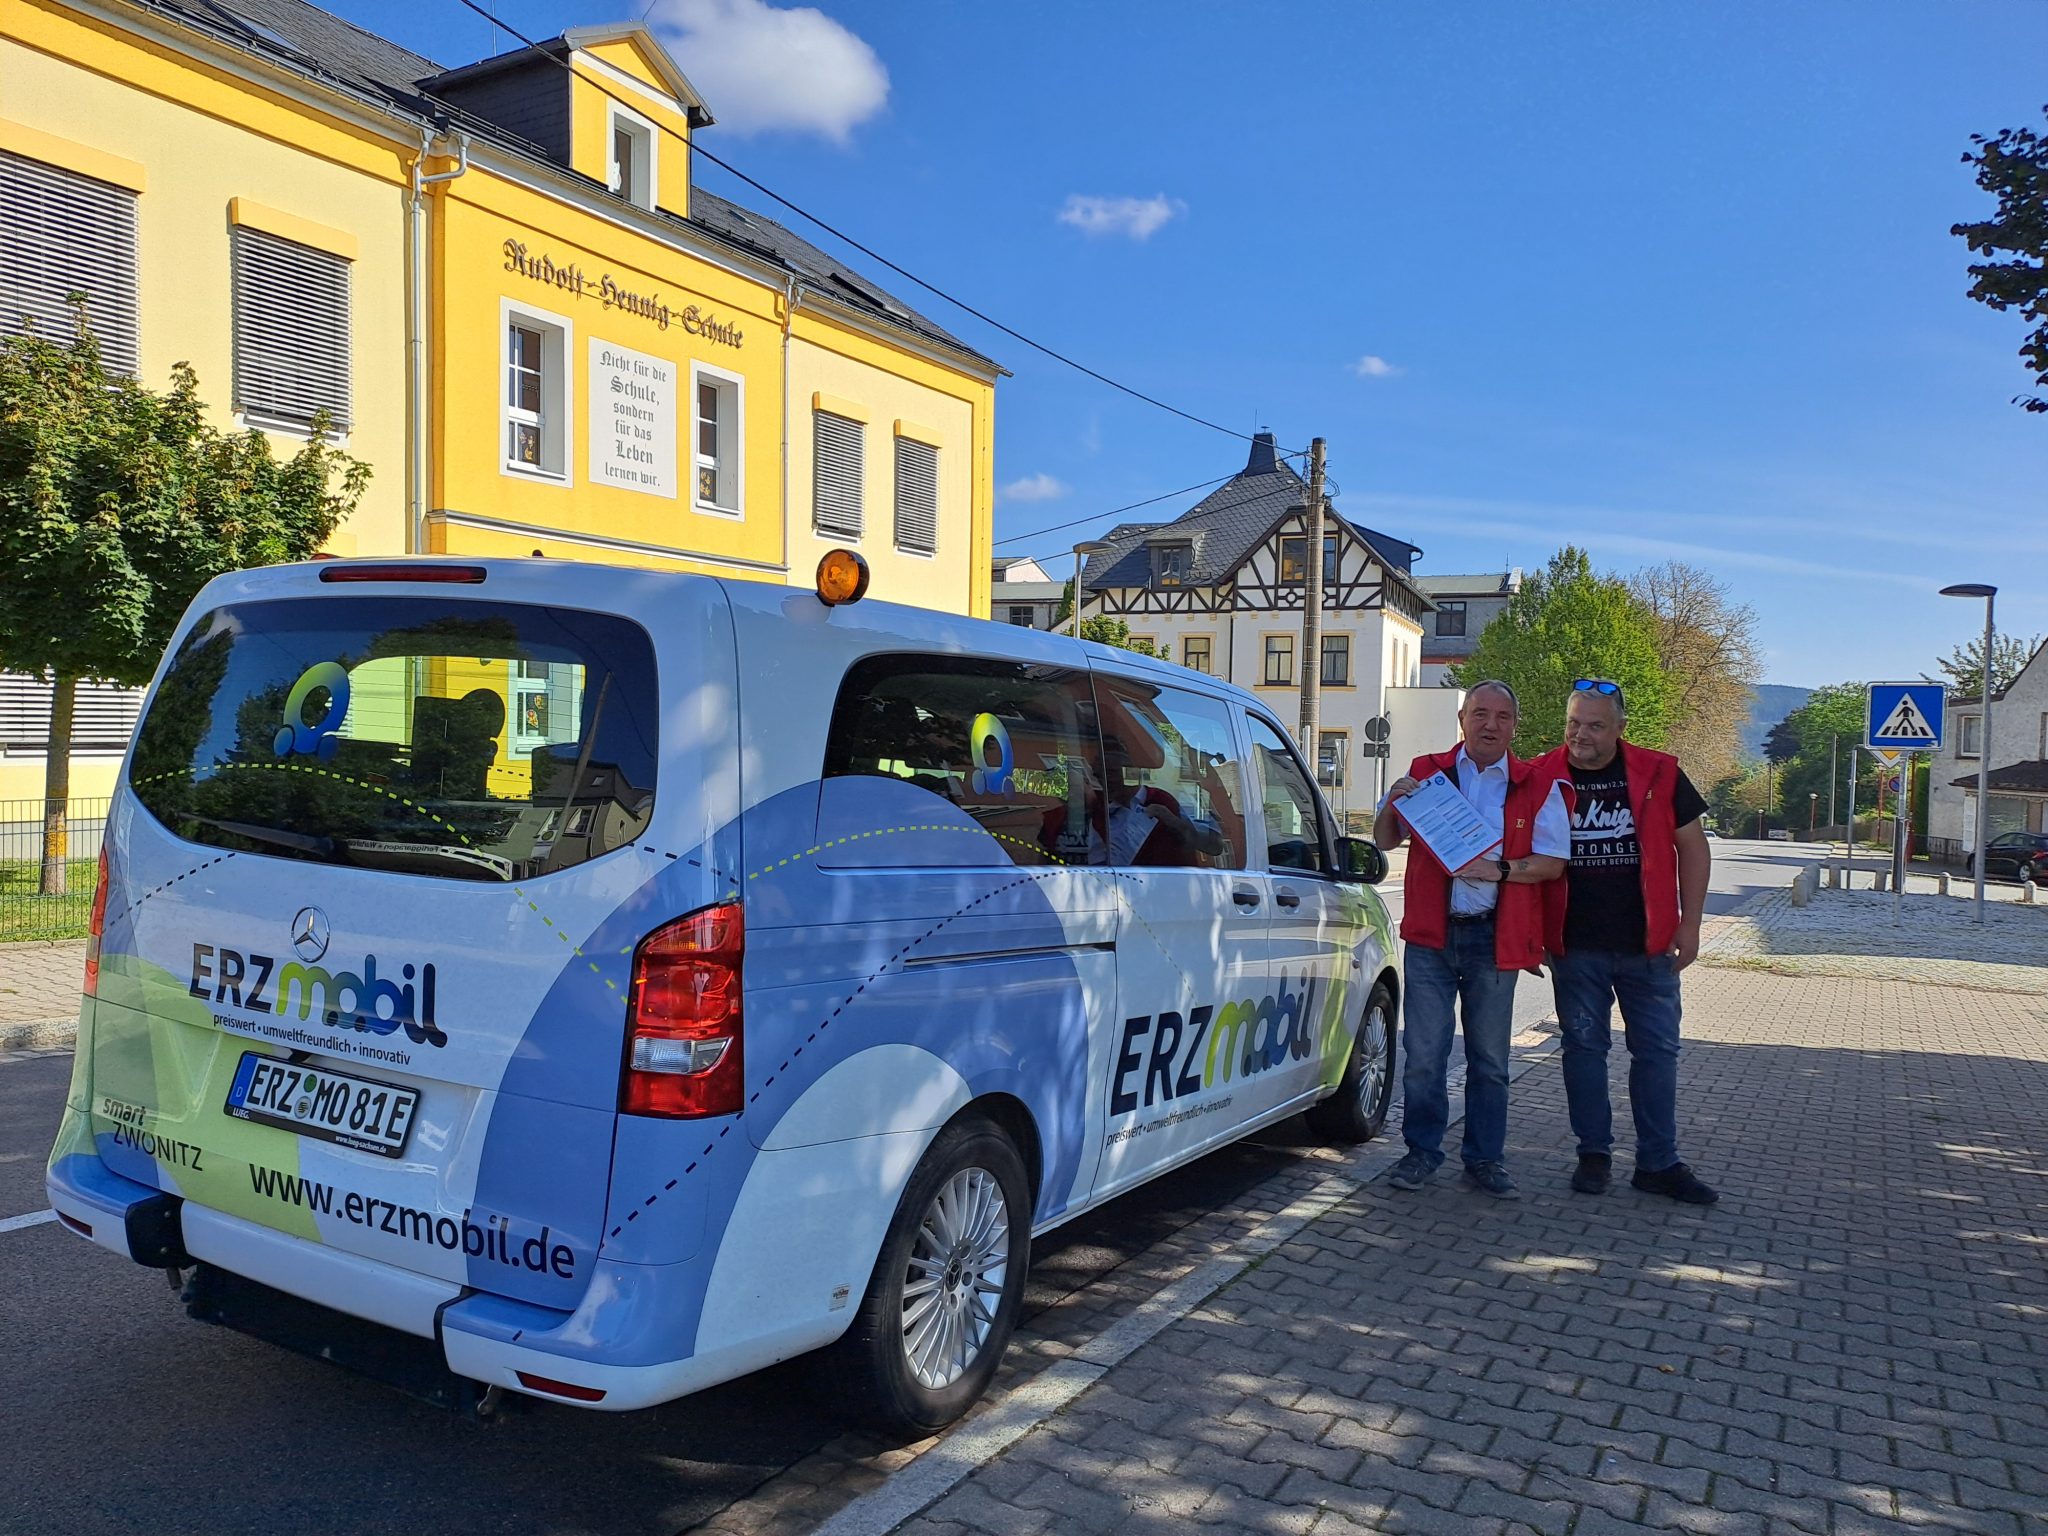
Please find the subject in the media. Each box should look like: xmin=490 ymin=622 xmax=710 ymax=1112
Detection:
xmin=1463 ymin=1161 xmax=1521 ymax=1199
xmin=1571 ymin=1154 xmax=1612 ymax=1195
xmin=1632 ymin=1162 xmax=1719 ymax=1205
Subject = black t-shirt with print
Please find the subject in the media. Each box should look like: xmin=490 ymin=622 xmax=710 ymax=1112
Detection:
xmin=1563 ymin=754 xmax=1707 ymax=953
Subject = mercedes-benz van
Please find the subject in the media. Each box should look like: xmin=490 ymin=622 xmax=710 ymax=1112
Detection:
xmin=47 ymin=555 xmax=1397 ymax=1428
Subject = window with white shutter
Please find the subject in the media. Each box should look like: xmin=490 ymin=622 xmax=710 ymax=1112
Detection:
xmin=893 ymin=436 xmax=938 ymax=555
xmin=0 ymin=151 xmax=140 ymax=375
xmin=814 ymin=411 xmax=864 ymax=539
xmin=231 ymin=225 xmax=351 ymax=430
xmin=0 ymin=671 xmax=144 ymax=752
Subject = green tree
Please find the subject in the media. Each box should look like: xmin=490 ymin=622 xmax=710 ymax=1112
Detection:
xmin=1953 ymin=103 xmax=2048 ymax=413
xmin=1923 ymin=631 xmax=2040 ymax=698
xmin=1054 ymin=576 xmax=1076 ymax=629
xmin=1449 ymin=545 xmax=1670 ymax=755
xmin=1628 ymin=560 xmax=1760 ymax=790
xmin=0 ymin=311 xmax=370 ymax=893
xmin=1710 ymin=762 xmax=1777 ymax=837
xmin=1768 ymin=683 xmax=1881 ymax=832
xmin=1077 ymin=616 xmax=1168 ymax=659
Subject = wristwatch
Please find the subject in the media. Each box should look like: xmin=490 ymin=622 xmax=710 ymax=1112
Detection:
xmin=1496 ymin=857 xmax=1512 ymax=881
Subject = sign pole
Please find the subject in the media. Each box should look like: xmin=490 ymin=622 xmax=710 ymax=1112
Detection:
xmin=1892 ymin=762 xmax=1906 ymax=924
xmin=1843 ymin=747 xmax=1858 ymax=888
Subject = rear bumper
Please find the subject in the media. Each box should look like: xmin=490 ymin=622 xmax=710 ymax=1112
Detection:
xmin=46 ymin=1152 xmax=187 ymax=1267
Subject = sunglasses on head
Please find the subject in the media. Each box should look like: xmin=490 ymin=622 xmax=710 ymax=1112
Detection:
xmin=1572 ymin=678 xmax=1622 ymax=697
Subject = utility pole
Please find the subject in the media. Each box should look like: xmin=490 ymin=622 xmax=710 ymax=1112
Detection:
xmin=1827 ymin=734 xmax=1838 ymax=841
xmin=1298 ymin=437 xmax=1326 ymax=765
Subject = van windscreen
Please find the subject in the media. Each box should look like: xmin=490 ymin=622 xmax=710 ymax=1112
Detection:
xmin=130 ymin=597 xmax=658 ymax=882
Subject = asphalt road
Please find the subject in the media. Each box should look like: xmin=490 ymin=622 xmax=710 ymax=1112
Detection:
xmin=0 ymin=841 xmax=1803 ymax=1536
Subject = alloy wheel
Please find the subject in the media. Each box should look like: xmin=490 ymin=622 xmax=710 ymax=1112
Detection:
xmin=899 ymin=1167 xmax=1011 ymax=1390
xmin=1354 ymin=1000 xmax=1391 ymax=1118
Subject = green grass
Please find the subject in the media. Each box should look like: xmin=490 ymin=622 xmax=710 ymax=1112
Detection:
xmin=0 ymin=857 xmax=97 ymax=943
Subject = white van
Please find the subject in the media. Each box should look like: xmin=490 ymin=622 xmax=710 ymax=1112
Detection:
xmin=47 ymin=555 xmax=1398 ymax=1428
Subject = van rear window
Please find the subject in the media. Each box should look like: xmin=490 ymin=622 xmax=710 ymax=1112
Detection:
xmin=130 ymin=597 xmax=658 ymax=882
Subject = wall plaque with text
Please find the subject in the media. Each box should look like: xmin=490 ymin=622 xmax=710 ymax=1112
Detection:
xmin=588 ymin=340 xmax=676 ymax=499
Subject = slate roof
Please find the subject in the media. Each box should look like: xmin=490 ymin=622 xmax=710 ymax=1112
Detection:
xmin=1951 ymin=759 xmax=2048 ymax=794
xmin=1080 ymin=434 xmax=1428 ymax=602
xmin=127 ymin=0 xmax=991 ymax=366
xmin=1416 ymin=571 xmax=1521 ymax=595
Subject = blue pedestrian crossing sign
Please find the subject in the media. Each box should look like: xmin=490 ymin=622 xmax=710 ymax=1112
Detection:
xmin=1866 ymin=682 xmax=1945 ymax=751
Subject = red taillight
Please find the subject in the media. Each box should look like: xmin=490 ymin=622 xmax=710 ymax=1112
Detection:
xmin=317 ymin=563 xmax=486 ymax=584
xmin=514 ymin=1371 xmax=607 ymax=1403
xmin=57 ymin=1213 xmax=92 ymax=1239
xmin=83 ymin=846 xmax=110 ymax=998
xmin=621 ymin=902 xmax=744 ymax=1118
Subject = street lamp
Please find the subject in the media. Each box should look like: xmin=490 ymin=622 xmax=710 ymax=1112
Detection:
xmin=1940 ymin=582 xmax=1997 ymax=926
xmin=1070 ymin=540 xmax=1110 ymax=638
xmin=1808 ymin=792 xmax=1817 ymax=837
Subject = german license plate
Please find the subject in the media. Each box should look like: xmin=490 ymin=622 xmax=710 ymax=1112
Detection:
xmin=225 ymin=1053 xmax=419 ymax=1159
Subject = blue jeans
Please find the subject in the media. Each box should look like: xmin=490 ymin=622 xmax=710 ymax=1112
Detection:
xmin=1400 ymin=920 xmax=1518 ymax=1169
xmin=1549 ymin=949 xmax=1684 ymax=1173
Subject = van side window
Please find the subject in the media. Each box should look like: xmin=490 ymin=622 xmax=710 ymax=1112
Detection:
xmin=1246 ymin=714 xmax=1330 ymax=874
xmin=1089 ymin=676 xmax=1247 ymax=871
xmin=822 ymin=655 xmax=1104 ymax=868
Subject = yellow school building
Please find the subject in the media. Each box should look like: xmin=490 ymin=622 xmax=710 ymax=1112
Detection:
xmin=1 ymin=0 xmax=1001 ymax=802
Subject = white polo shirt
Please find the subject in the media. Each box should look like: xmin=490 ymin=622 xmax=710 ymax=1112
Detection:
xmin=1412 ymin=747 xmax=1571 ymax=915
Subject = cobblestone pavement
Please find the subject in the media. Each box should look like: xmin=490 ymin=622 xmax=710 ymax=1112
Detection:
xmin=0 ymin=940 xmax=84 ymax=1048
xmin=742 ymin=967 xmax=2048 ymax=1536
xmin=1701 ymin=889 xmax=2048 ymax=994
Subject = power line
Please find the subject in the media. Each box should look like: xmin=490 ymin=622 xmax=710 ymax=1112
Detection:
xmin=993 ymin=472 xmax=1247 ymax=547
xmin=444 ymin=0 xmax=1302 ymax=451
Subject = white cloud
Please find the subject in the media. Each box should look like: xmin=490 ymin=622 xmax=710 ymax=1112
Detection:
xmin=1056 ymin=194 xmax=1185 ymax=241
xmin=999 ymin=473 xmax=1069 ymax=504
xmin=648 ymin=0 xmax=888 ymax=142
xmin=1350 ymin=355 xmax=1401 ymax=378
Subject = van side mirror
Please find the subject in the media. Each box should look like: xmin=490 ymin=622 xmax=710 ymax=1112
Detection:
xmin=1335 ymin=836 xmax=1387 ymax=885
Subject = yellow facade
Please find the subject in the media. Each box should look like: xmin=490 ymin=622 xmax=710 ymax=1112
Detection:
xmin=1 ymin=1 xmax=1000 ymax=803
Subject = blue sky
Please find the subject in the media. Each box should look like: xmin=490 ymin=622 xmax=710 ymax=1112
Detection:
xmin=339 ymin=0 xmax=2046 ymax=688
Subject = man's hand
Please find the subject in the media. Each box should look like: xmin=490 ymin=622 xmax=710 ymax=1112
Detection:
xmin=1670 ymin=921 xmax=1702 ymax=971
xmin=1138 ymin=798 xmax=1173 ymax=824
xmin=1385 ymin=776 xmax=1422 ymax=803
xmin=1452 ymin=856 xmax=1503 ymax=883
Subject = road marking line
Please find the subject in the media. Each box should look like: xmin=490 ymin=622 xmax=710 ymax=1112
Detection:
xmin=813 ymin=1026 xmax=1564 ymax=1536
xmin=0 ymin=1209 xmax=57 ymax=1235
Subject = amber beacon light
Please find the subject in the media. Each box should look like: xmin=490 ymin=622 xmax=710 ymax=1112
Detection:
xmin=815 ymin=548 xmax=871 ymax=607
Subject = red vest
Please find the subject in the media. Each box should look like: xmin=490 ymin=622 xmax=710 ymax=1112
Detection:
xmin=1399 ymin=746 xmax=1568 ymax=972
xmin=1536 ymin=741 xmax=1683 ymax=956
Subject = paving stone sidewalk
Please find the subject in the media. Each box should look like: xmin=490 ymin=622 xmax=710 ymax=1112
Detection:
xmin=807 ymin=967 xmax=2048 ymax=1536
xmin=0 ymin=940 xmax=85 ymax=1049
xmin=1701 ymin=888 xmax=2048 ymax=995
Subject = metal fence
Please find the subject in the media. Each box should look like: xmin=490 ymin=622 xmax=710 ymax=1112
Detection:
xmin=0 ymin=797 xmax=109 ymax=943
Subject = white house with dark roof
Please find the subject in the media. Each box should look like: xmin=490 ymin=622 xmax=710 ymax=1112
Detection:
xmin=1929 ymin=639 xmax=2048 ymax=858
xmin=1077 ymin=432 xmax=1460 ymax=813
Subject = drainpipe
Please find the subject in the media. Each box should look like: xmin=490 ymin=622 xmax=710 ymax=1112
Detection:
xmin=407 ymin=131 xmax=470 ymax=554
xmin=781 ymin=275 xmax=802 ymax=582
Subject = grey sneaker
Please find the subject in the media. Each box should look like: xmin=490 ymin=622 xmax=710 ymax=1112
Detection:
xmin=1387 ymin=1151 xmax=1435 ymax=1191
xmin=1464 ymin=1162 xmax=1521 ymax=1199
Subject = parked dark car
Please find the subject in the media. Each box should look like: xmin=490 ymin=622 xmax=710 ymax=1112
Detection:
xmin=1967 ymin=831 xmax=2048 ymax=883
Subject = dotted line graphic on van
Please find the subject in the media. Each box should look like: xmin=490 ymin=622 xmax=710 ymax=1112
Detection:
xmin=113 ymin=852 xmax=242 ymax=925
xmin=604 ymin=866 xmax=1082 ymax=1244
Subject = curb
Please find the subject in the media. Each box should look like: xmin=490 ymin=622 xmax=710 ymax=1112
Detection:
xmin=0 ymin=1015 xmax=75 ymax=1052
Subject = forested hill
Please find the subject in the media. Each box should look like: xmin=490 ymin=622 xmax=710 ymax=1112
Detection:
xmin=1740 ymin=684 xmax=1812 ymax=759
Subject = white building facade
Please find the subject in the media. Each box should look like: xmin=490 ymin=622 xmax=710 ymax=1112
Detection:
xmin=1927 ymin=641 xmax=2048 ymax=857
xmin=1078 ymin=433 xmax=1458 ymax=822
xmin=1416 ymin=570 xmax=1521 ymax=687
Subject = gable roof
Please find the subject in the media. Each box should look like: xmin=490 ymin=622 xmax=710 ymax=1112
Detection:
xmin=123 ymin=0 xmax=992 ymax=367
xmin=1080 ymin=433 xmax=1428 ymax=603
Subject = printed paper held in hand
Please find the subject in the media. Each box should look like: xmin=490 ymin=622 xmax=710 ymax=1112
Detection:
xmin=1394 ymin=770 xmax=1503 ymax=873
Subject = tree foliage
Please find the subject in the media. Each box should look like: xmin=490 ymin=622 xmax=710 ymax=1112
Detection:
xmin=0 ymin=310 xmax=370 ymax=890
xmin=1450 ymin=545 xmax=1670 ymax=755
xmin=1953 ymin=103 xmax=2048 ymax=413
xmin=1923 ymin=630 xmax=2040 ymax=698
xmin=1627 ymin=560 xmax=1760 ymax=789
xmin=1077 ymin=615 xmax=1168 ymax=659
xmin=1767 ymin=682 xmax=1882 ymax=831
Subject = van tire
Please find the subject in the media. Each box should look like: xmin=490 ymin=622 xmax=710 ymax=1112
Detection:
xmin=836 ymin=1113 xmax=1031 ymax=1432
xmin=1306 ymin=979 xmax=1396 ymax=1144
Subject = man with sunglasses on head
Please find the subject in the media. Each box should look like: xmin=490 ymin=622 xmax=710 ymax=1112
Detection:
xmin=1373 ymin=681 xmax=1571 ymax=1199
xmin=1536 ymin=678 xmax=1718 ymax=1205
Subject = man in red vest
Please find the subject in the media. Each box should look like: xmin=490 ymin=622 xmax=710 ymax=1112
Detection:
xmin=1373 ymin=681 xmax=1571 ymax=1198
xmin=1537 ymin=679 xmax=1718 ymax=1204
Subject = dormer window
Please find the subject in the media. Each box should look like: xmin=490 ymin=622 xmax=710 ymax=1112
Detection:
xmin=608 ymin=106 xmax=656 ymax=209
xmin=1153 ymin=544 xmax=1192 ymax=587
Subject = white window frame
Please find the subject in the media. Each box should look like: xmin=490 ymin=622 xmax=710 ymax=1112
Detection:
xmin=607 ymin=104 xmax=658 ymax=211
xmin=813 ymin=409 xmax=865 ymax=540
xmin=892 ymin=434 xmax=939 ymax=557
xmin=690 ymin=361 xmax=744 ymax=517
xmin=1958 ymin=713 xmax=1982 ymax=759
xmin=1320 ymin=633 xmax=1351 ymax=686
xmin=500 ymin=298 xmax=573 ymax=483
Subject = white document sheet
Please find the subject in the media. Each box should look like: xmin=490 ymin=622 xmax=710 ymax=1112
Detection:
xmin=1394 ymin=770 xmax=1503 ymax=873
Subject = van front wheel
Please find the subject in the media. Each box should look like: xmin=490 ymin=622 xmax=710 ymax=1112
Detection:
xmin=1306 ymin=980 xmax=1396 ymax=1144
xmin=838 ymin=1114 xmax=1030 ymax=1431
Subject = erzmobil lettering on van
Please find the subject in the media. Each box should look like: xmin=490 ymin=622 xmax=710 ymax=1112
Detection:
xmin=248 ymin=1165 xmax=575 ymax=1279
xmin=1109 ymin=973 xmax=1322 ymax=1116
xmin=190 ymin=941 xmax=446 ymax=1047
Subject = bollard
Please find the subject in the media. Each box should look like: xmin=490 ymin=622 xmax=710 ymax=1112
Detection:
xmin=1872 ymin=869 xmax=1888 ymax=893
xmin=1938 ymin=873 xmax=1951 ymax=896
xmin=2026 ymin=880 xmax=2037 ymax=906
xmin=1827 ymin=863 xmax=1841 ymax=890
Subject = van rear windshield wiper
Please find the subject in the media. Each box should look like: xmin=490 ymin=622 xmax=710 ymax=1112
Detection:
xmin=182 ymin=816 xmax=338 ymax=859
